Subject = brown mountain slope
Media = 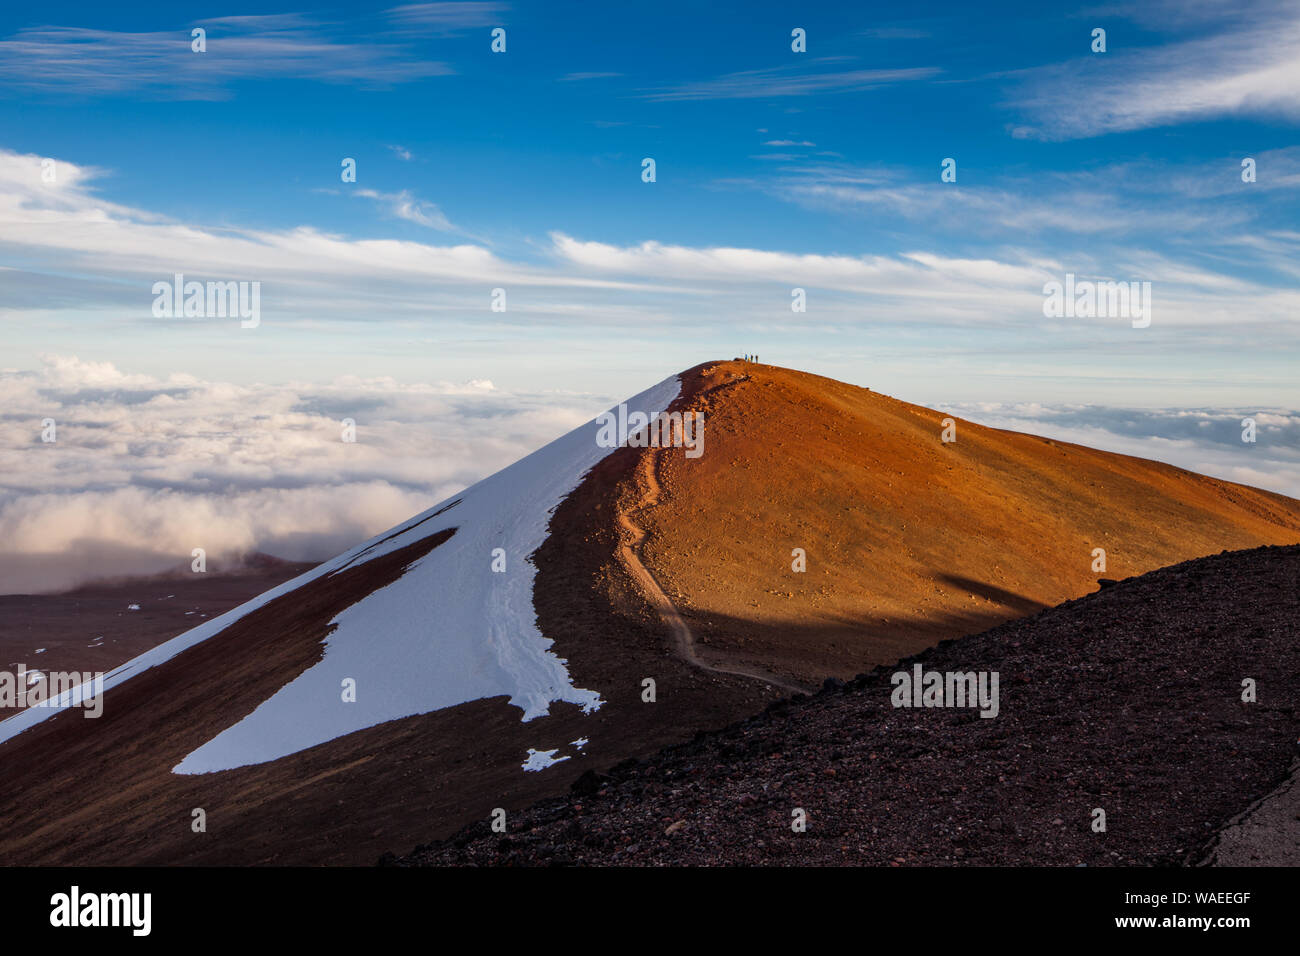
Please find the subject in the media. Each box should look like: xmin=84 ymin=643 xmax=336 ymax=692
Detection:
xmin=0 ymin=562 xmax=316 ymax=718
xmin=2 ymin=360 xmax=1297 ymax=867
xmin=639 ymin=361 xmax=1300 ymax=685
xmin=0 ymin=381 xmax=772 ymax=866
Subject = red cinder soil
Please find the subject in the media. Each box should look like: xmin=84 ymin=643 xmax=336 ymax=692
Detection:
xmin=637 ymin=361 xmax=1300 ymax=686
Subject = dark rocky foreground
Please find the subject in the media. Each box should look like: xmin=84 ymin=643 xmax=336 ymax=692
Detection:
xmin=391 ymin=544 xmax=1300 ymax=866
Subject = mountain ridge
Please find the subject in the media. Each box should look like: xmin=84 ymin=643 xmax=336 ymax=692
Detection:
xmin=1 ymin=360 xmax=1297 ymax=865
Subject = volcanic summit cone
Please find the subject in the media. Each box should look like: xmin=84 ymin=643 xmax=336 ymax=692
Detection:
xmin=1 ymin=360 xmax=1297 ymax=865
xmin=634 ymin=361 xmax=1300 ymax=684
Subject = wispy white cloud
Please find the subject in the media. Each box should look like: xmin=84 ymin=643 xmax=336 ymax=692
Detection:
xmin=776 ymin=176 xmax=1239 ymax=236
xmin=643 ymin=61 xmax=940 ymax=101
xmin=0 ymin=14 xmax=452 ymax=99
xmin=725 ymin=149 xmax=1300 ymax=263
xmin=1009 ymin=0 xmax=1300 ymax=138
xmin=2 ymin=147 xmax=1297 ymax=341
xmin=0 ymin=149 xmax=648 ymax=312
xmin=355 ymin=188 xmax=456 ymax=231
xmin=560 ymin=72 xmax=623 ymax=81
xmin=384 ymin=2 xmax=509 ymax=34
xmin=547 ymin=230 xmax=1050 ymax=295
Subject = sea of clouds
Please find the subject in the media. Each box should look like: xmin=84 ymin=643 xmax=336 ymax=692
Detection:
xmin=943 ymin=401 xmax=1300 ymax=503
xmin=0 ymin=355 xmax=604 ymax=593
xmin=3 ymin=354 xmax=1298 ymax=594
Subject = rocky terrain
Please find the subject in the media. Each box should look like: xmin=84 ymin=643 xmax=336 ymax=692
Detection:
xmin=394 ymin=545 xmax=1300 ymax=866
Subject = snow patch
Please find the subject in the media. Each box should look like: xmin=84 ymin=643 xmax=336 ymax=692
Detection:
xmin=522 ymin=748 xmax=570 ymax=772
xmin=166 ymin=375 xmax=682 ymax=774
xmin=0 ymin=376 xmax=681 ymax=762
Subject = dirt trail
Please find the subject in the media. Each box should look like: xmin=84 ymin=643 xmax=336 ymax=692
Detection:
xmin=615 ymin=445 xmax=811 ymax=696
xmin=627 ymin=361 xmax=1300 ymax=686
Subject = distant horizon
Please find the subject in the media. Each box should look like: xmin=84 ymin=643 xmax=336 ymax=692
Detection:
xmin=3 ymin=355 xmax=1299 ymax=594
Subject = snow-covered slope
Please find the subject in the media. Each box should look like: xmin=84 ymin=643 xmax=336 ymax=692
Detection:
xmin=0 ymin=374 xmax=682 ymax=774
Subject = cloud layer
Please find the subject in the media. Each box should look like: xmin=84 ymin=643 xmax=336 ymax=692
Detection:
xmin=5 ymin=146 xmax=1296 ymax=341
xmin=0 ymin=355 xmax=601 ymax=593
xmin=4 ymin=354 xmax=1297 ymax=595
xmin=945 ymin=401 xmax=1300 ymax=501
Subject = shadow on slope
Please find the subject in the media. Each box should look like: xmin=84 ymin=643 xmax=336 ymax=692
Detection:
xmin=397 ymin=544 xmax=1300 ymax=867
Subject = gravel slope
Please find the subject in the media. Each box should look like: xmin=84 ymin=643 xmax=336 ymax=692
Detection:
xmin=394 ymin=545 xmax=1300 ymax=866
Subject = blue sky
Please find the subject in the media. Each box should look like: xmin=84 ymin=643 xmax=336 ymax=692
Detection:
xmin=1 ymin=0 xmax=1297 ymax=403
xmin=2 ymin=1 xmax=1300 ymax=588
